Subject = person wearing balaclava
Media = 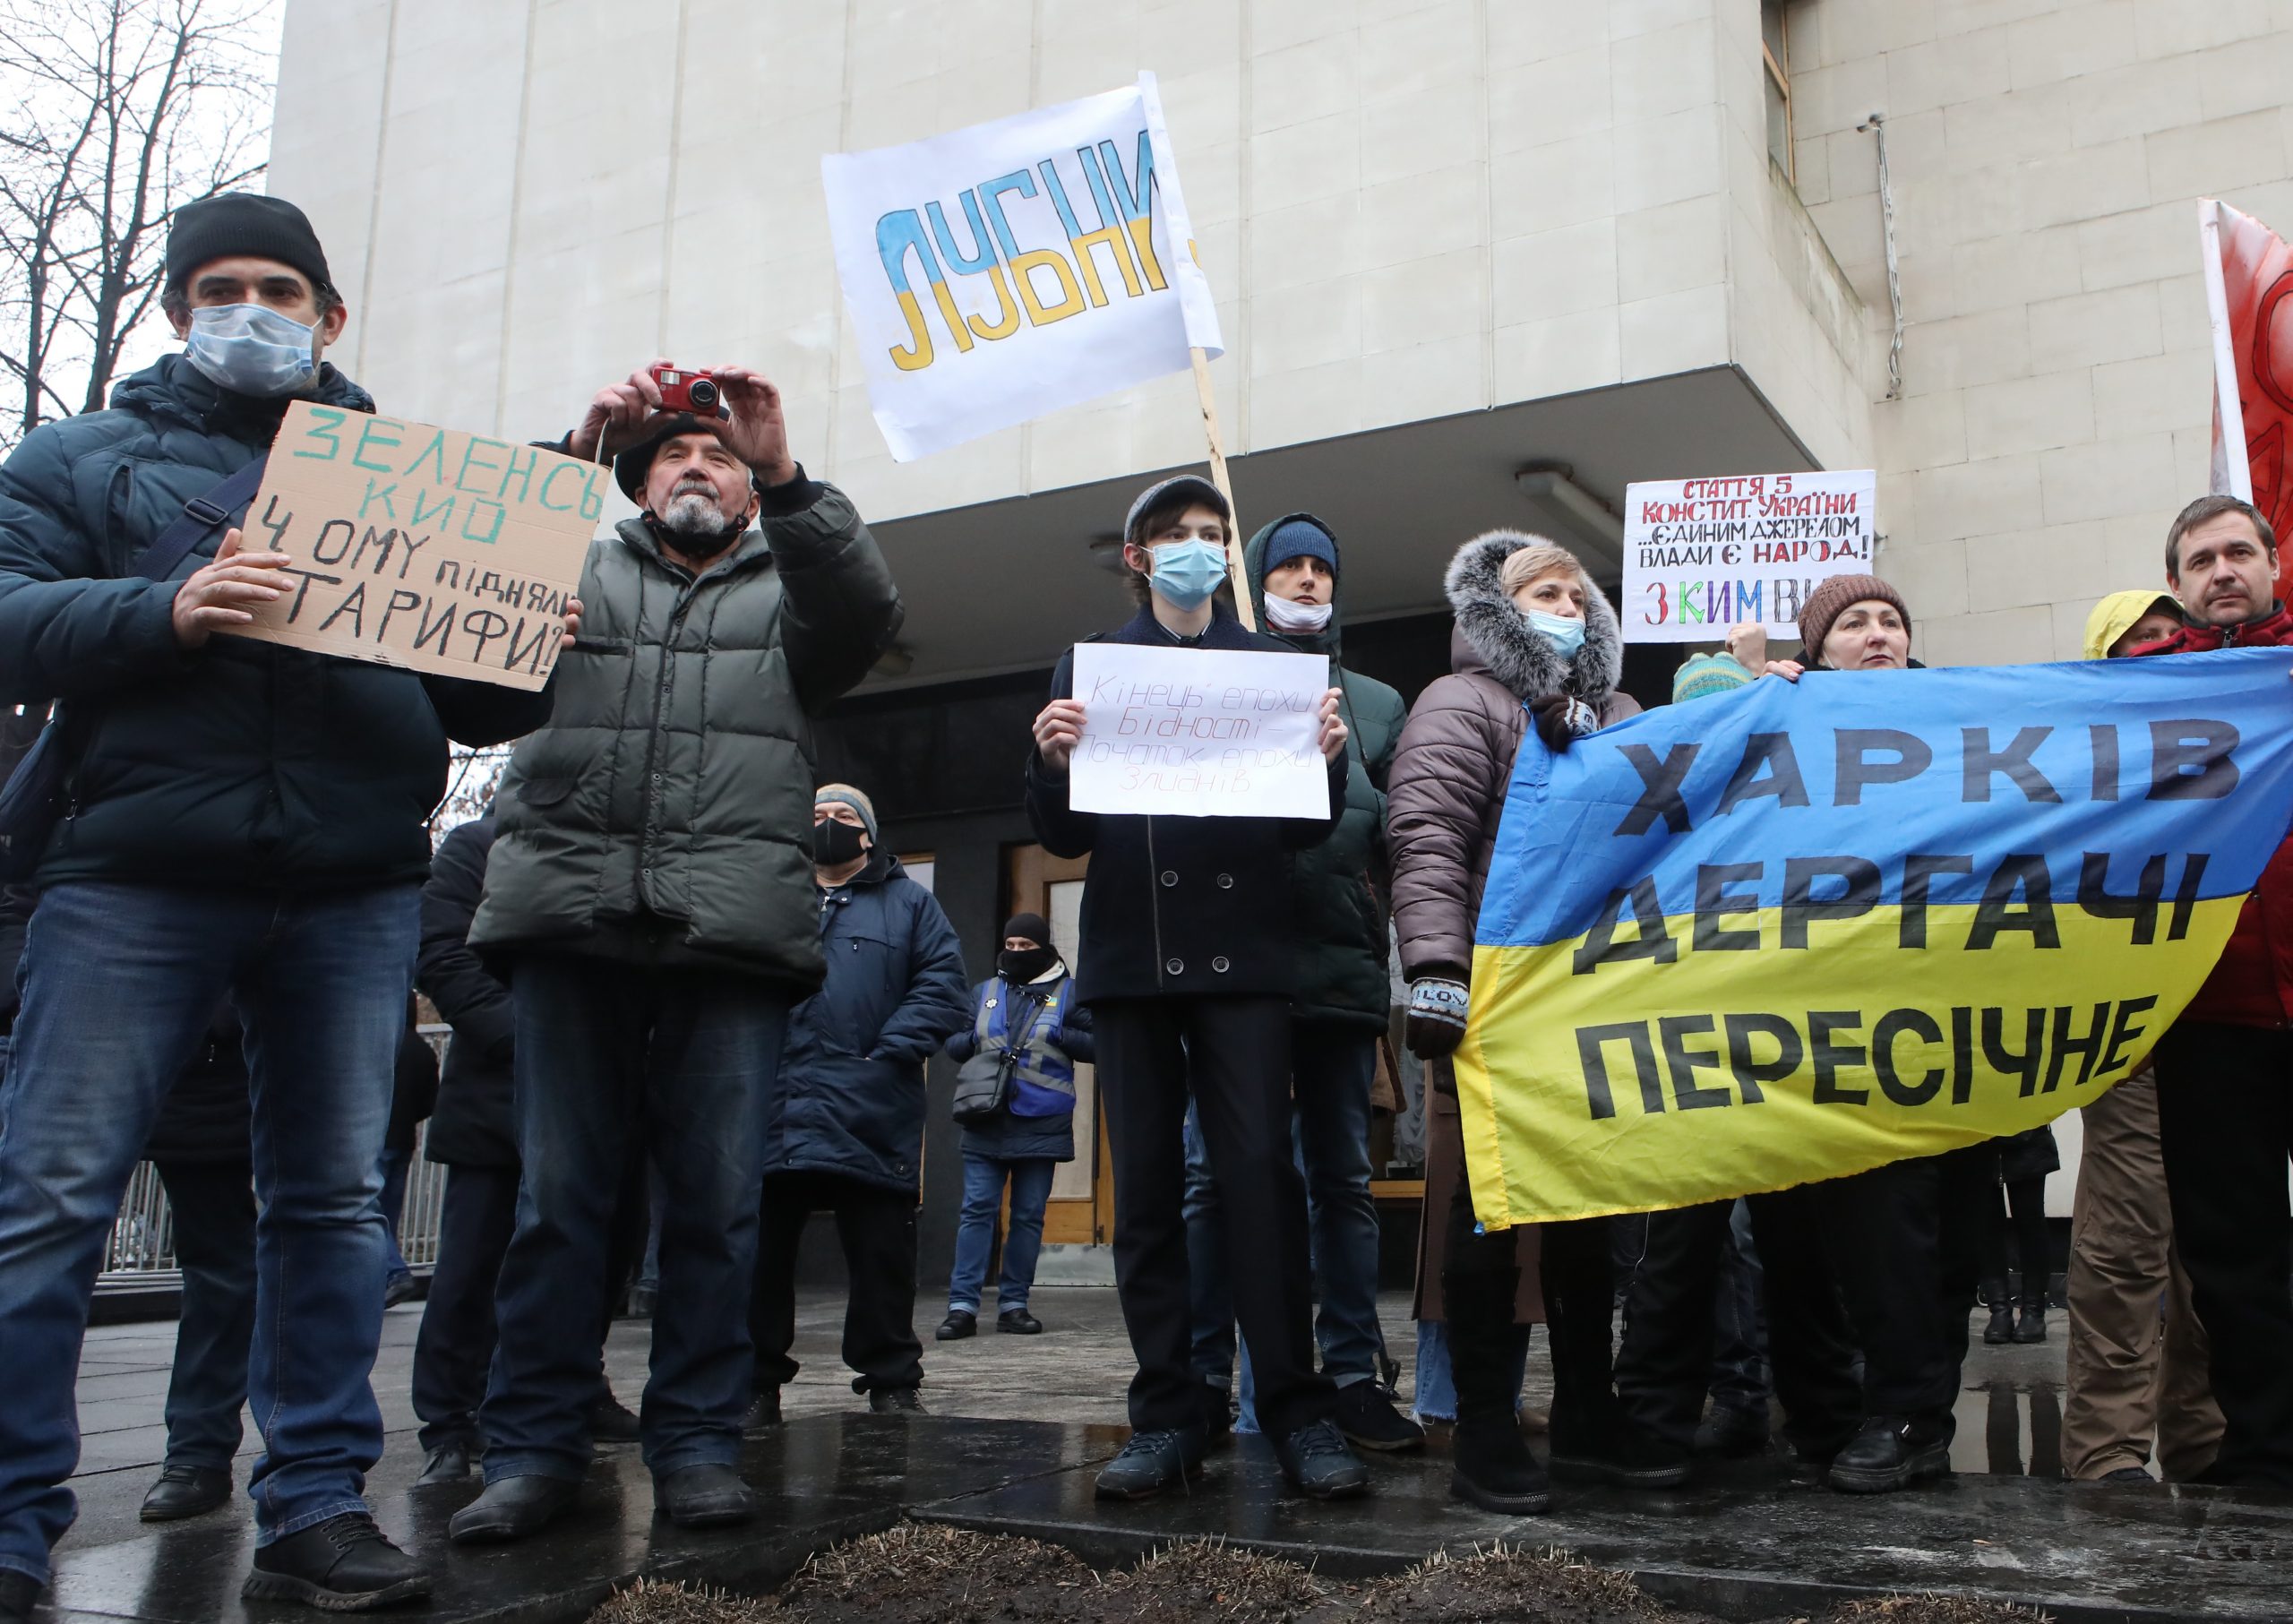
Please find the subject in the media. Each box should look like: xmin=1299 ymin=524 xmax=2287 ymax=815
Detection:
xmin=1169 ymin=515 xmax=1421 ymax=1451
xmin=937 ymin=911 xmax=1095 ymax=1340
xmin=1026 ymin=474 xmax=1370 ymax=1503
xmin=743 ymin=784 xmax=968 ymax=1421
xmin=0 ymin=193 xmax=570 ymax=1613
xmin=453 ymin=370 xmax=902 ymax=1548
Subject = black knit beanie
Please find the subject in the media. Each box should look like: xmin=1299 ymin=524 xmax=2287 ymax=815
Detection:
xmin=1003 ymin=913 xmax=1052 ymax=947
xmin=166 ymin=194 xmax=333 ymax=299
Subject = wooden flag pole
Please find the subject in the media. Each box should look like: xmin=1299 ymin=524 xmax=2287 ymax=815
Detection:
xmin=1190 ymin=346 xmax=1255 ymax=632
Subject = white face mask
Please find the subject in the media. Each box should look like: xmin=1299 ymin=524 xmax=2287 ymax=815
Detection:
xmin=183 ymin=303 xmax=318 ymax=397
xmin=1266 ymin=596 xmax=1334 ymax=632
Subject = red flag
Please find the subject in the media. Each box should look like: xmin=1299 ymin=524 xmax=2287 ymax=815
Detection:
xmin=2203 ymin=199 xmax=2293 ymax=592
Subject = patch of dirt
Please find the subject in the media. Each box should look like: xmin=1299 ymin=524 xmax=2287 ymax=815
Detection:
xmin=1353 ymin=1544 xmax=1673 ymax=1624
xmin=590 ymin=1576 xmax=778 ymax=1624
xmin=1101 ymin=1539 xmax=1342 ymax=1624
xmin=587 ymin=1526 xmax=2055 ymax=1624
xmin=1825 ymin=1600 xmax=2054 ymax=1624
xmin=779 ymin=1522 xmax=1103 ymax=1623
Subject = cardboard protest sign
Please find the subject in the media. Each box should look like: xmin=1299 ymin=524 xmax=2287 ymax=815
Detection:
xmin=1069 ymin=644 xmax=1328 ymax=820
xmin=220 ymin=400 xmax=606 ymax=690
xmin=1620 ymin=470 xmax=1877 ymax=645
xmin=821 ymin=72 xmax=1223 ymax=462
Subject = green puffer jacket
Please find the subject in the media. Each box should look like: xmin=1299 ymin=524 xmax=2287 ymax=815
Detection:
xmin=470 ymin=476 xmax=900 ymax=989
xmin=1243 ymin=514 xmax=1407 ymax=1028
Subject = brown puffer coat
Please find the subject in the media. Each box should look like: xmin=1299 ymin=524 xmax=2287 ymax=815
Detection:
xmin=1389 ymin=529 xmax=1641 ymax=1323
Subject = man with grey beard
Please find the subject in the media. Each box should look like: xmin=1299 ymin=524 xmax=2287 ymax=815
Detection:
xmin=445 ymin=364 xmax=903 ymax=1546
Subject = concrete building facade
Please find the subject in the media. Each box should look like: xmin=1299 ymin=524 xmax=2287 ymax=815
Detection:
xmin=265 ymin=0 xmax=2293 ymax=1264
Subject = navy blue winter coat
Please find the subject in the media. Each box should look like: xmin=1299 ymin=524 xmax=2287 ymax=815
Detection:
xmin=0 ymin=356 xmax=550 ymax=889
xmin=765 ymin=849 xmax=969 ymax=1193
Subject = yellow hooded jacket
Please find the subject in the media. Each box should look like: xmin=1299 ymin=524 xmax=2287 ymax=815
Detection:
xmin=2082 ymin=589 xmax=2182 ymax=661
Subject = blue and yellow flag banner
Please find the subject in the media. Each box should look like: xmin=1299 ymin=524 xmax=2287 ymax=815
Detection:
xmin=1455 ymin=649 xmax=2293 ymax=1228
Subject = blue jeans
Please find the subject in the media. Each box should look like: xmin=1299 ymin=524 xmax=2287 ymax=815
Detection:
xmin=1710 ymin=1198 xmax=1771 ymax=1416
xmin=948 ymin=1154 xmax=1056 ymax=1315
xmin=0 ymin=881 xmax=417 ymax=1583
xmin=377 ymin=1147 xmax=413 ymax=1281
xmin=151 ymin=1159 xmax=258 ymax=1470
xmin=1185 ymin=1025 xmax=1385 ymax=1402
xmin=1413 ymin=1317 xmax=1533 ymax=1423
xmin=481 ymin=955 xmax=787 ymax=1483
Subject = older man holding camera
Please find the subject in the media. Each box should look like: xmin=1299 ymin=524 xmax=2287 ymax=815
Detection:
xmin=449 ymin=364 xmax=902 ymax=1544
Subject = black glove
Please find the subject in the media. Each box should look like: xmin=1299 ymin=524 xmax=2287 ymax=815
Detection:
xmin=1530 ymin=692 xmax=1600 ymax=752
xmin=1405 ymin=975 xmax=1470 ymax=1060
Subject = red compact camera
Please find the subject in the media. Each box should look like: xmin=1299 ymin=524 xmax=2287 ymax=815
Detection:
xmin=648 ymin=363 xmax=726 ymax=418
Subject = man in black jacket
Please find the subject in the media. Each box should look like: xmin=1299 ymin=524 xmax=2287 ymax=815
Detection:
xmin=0 ymin=195 xmax=565 ymax=1617
xmin=1026 ymin=475 xmax=1366 ymax=1503
xmin=411 ymin=813 xmax=647 ymax=1484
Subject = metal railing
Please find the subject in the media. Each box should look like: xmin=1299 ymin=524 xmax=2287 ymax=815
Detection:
xmin=97 ymin=1027 xmax=455 ymax=1286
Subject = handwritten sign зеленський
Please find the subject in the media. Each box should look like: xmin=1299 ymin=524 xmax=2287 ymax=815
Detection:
xmin=219 ymin=400 xmax=606 ymax=690
xmin=1067 ymin=643 xmax=1330 ymax=820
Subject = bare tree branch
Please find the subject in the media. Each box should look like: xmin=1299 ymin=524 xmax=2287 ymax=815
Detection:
xmin=0 ymin=0 xmax=275 ymax=448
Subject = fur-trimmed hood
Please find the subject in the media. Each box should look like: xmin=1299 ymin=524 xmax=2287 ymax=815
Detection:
xmin=1442 ymin=529 xmax=1623 ymax=705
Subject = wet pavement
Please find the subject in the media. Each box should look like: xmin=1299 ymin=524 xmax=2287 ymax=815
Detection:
xmin=35 ymin=1288 xmax=2272 ymax=1620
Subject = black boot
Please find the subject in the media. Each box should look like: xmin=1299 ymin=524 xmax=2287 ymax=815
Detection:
xmin=0 ymin=1571 xmax=39 ymax=1624
xmin=140 ymin=1462 xmax=232 ymax=1521
xmin=1452 ymin=1415 xmax=1550 ymax=1513
xmin=656 ymin=1463 xmax=757 ymax=1529
xmin=1981 ymin=1279 xmax=2014 ymax=1345
xmin=242 ymin=1512 xmax=431 ymax=1609
xmin=1827 ymin=1413 xmax=1952 ymax=1494
xmin=447 ymin=1474 xmax=580 ymax=1543
xmin=2014 ymin=1300 xmax=2048 ymax=1343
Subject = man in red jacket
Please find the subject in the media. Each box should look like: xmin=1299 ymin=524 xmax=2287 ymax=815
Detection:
xmin=2135 ymin=494 xmax=2293 ymax=1487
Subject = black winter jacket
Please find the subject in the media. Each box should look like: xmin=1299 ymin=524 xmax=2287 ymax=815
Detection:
xmin=416 ymin=816 xmax=517 ymax=1167
xmin=0 ymin=356 xmax=552 ymax=889
xmin=1024 ymin=605 xmax=1344 ymax=1004
xmin=766 ymin=849 xmax=970 ymax=1192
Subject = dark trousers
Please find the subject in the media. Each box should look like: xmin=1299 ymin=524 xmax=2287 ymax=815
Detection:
xmin=751 ymin=1171 xmax=923 ymax=1395
xmin=2155 ymin=1021 xmax=2293 ymax=1486
xmin=1441 ymin=1152 xmax=1616 ymax=1433
xmin=151 ymin=1160 xmax=257 ymax=1471
xmin=1813 ymin=1146 xmax=1988 ymax=1426
xmin=414 ymin=1155 xmax=650 ymax=1452
xmin=480 ymin=956 xmax=787 ymax=1483
xmin=1980 ymin=1176 xmax=2052 ymax=1293
xmin=1095 ymin=996 xmax=1334 ymax=1437
xmin=1616 ymin=1191 xmax=1861 ymax=1456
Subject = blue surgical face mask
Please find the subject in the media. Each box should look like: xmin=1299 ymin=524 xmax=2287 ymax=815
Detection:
xmin=1145 ymin=537 xmax=1229 ymax=610
xmin=183 ymin=303 xmax=319 ymax=398
xmin=1526 ymin=607 xmax=1587 ymax=657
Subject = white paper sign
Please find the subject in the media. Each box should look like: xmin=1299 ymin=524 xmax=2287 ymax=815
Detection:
xmin=1069 ymin=644 xmax=1329 ymax=820
xmin=820 ymin=72 xmax=1223 ymax=462
xmin=1620 ymin=469 xmax=1878 ymax=644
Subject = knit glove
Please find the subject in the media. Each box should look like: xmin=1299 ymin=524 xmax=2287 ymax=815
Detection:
xmin=1530 ymin=693 xmax=1600 ymax=752
xmin=1405 ymin=976 xmax=1471 ymax=1059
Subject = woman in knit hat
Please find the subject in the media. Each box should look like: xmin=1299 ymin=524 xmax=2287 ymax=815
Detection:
xmin=1765 ymin=574 xmax=1914 ymax=677
xmin=1756 ymin=572 xmax=1990 ymax=1493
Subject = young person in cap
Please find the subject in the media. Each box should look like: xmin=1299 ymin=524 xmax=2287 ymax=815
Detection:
xmin=749 ymin=783 xmax=968 ymax=1418
xmin=1767 ymin=575 xmax=1990 ymax=1494
xmin=2059 ymin=588 xmax=2221 ymax=1483
xmin=1177 ymin=513 xmax=1421 ymax=1450
xmin=2125 ymin=497 xmax=2293 ymax=1485
xmin=940 ymin=912 xmax=1094 ymax=1338
xmin=451 ymin=365 xmax=901 ymax=1544
xmin=0 ymin=193 xmax=567 ymax=1615
xmin=1026 ymin=474 xmax=1368 ymax=1501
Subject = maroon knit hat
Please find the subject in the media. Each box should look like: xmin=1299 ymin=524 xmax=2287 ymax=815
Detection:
xmin=1799 ymin=574 xmax=1910 ymax=660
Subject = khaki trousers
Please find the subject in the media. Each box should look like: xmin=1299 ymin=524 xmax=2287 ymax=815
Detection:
xmin=2061 ymin=1067 xmax=2224 ymax=1480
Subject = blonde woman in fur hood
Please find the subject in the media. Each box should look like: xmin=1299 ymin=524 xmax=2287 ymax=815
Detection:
xmin=1385 ymin=531 xmax=1653 ymax=1517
